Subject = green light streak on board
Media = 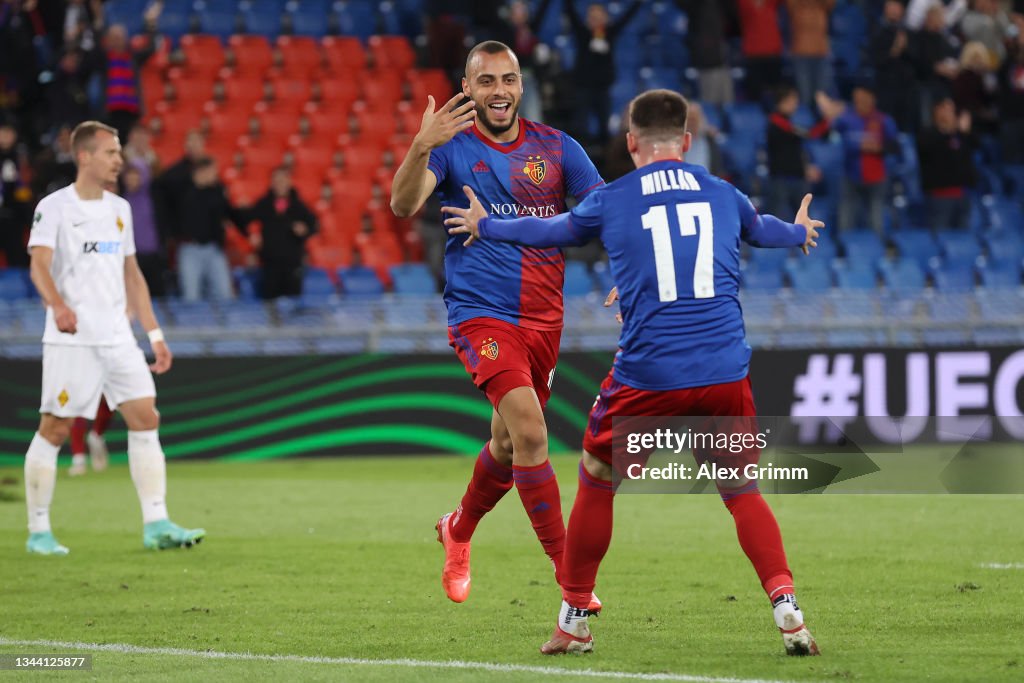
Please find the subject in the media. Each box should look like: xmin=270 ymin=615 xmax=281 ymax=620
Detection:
xmin=219 ymin=425 xmax=483 ymax=461
xmin=158 ymin=364 xmax=468 ymax=436
xmin=545 ymin=395 xmax=588 ymax=434
xmin=159 ymin=392 xmax=568 ymax=457
xmin=158 ymin=354 xmax=379 ymax=417
xmin=158 ymin=355 xmax=327 ymax=399
xmin=555 ymin=360 xmax=601 ymax=395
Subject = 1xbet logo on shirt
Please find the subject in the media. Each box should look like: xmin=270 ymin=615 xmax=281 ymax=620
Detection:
xmin=83 ymin=241 xmax=121 ymax=254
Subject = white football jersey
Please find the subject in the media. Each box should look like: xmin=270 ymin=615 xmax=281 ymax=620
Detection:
xmin=27 ymin=185 xmax=137 ymax=346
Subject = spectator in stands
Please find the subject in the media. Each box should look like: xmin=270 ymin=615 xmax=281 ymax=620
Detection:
xmin=786 ymin=0 xmax=836 ymax=104
xmin=31 ymin=125 xmax=76 ymax=197
xmin=152 ymin=129 xmax=205 ymax=248
xmin=95 ymin=11 xmax=160 ymax=142
xmin=0 ymin=0 xmax=43 ymax=113
xmin=871 ymin=0 xmax=918 ymax=131
xmin=736 ymin=0 xmax=784 ymax=105
xmin=685 ymin=102 xmax=725 ymax=176
xmin=959 ymin=0 xmax=1012 ymax=65
xmin=766 ymin=85 xmax=831 ymax=218
xmin=244 ymin=167 xmax=318 ymax=300
xmin=121 ymin=159 xmax=167 ymax=296
xmin=906 ymin=0 xmax=967 ymax=30
xmin=910 ymin=3 xmax=962 ymax=124
xmin=564 ymin=0 xmax=643 ymax=144
xmin=675 ymin=0 xmax=738 ymax=107
xmin=122 ymin=122 xmax=158 ymax=172
xmin=999 ymin=13 xmax=1024 ymax=161
xmin=953 ymin=40 xmax=1000 ymax=134
xmin=46 ymin=47 xmax=95 ymax=131
xmin=916 ymin=97 xmax=977 ymax=229
xmin=0 ymin=118 xmax=31 ymax=267
xmin=825 ymin=86 xmax=900 ymax=233
xmin=176 ymin=157 xmax=240 ymax=302
xmin=425 ymin=0 xmax=470 ymax=90
xmin=507 ymin=0 xmax=555 ymax=123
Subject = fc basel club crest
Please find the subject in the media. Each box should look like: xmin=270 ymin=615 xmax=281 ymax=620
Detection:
xmin=480 ymin=337 xmax=499 ymax=360
xmin=522 ymin=156 xmax=546 ymax=185
xmin=116 ymin=216 xmax=124 ymax=232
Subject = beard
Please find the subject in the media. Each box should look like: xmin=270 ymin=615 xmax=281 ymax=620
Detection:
xmin=475 ymin=99 xmax=521 ymax=136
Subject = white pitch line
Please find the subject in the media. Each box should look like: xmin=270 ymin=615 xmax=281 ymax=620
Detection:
xmin=979 ymin=563 xmax=1024 ymax=569
xmin=0 ymin=638 xmax=805 ymax=683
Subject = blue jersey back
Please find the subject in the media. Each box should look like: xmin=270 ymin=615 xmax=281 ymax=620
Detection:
xmin=429 ymin=120 xmax=603 ymax=330
xmin=570 ymin=161 xmax=762 ymax=390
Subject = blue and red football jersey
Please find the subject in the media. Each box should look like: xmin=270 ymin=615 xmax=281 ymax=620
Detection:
xmin=479 ymin=160 xmax=807 ymax=391
xmin=428 ymin=119 xmax=604 ymax=331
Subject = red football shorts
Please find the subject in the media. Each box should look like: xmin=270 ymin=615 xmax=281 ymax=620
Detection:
xmin=448 ymin=317 xmax=561 ymax=409
xmin=584 ymin=371 xmax=758 ymax=465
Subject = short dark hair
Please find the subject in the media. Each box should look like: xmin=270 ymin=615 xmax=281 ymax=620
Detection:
xmin=465 ymin=40 xmax=517 ymax=77
xmin=70 ymin=120 xmax=118 ymax=157
xmin=192 ymin=156 xmax=215 ymax=171
xmin=628 ymin=89 xmax=689 ymax=143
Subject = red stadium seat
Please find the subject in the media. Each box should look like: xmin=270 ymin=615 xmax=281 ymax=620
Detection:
xmin=353 ymin=110 xmax=398 ymax=148
xmin=394 ymin=101 xmax=424 ymax=137
xmin=317 ymin=78 xmax=361 ymax=108
xmin=275 ymin=36 xmax=322 ymax=77
xmin=407 ymin=68 xmax=455 ymax=106
xmin=205 ymin=108 xmax=251 ymax=141
xmin=368 ymin=35 xmax=415 ymax=72
xmin=330 ymin=177 xmax=375 ymax=210
xmin=240 ymin=141 xmax=287 ymax=170
xmin=228 ymin=35 xmax=274 ymax=75
xmin=227 ymin=179 xmax=269 ymax=206
xmin=181 ymin=34 xmax=226 ymax=72
xmin=154 ymin=100 xmax=205 ymax=137
xmin=268 ymin=78 xmax=312 ymax=107
xmin=338 ymin=145 xmax=384 ymax=178
xmin=303 ymin=102 xmax=350 ymax=139
xmin=221 ymin=73 xmax=266 ymax=110
xmin=359 ymin=71 xmax=405 ymax=105
xmin=307 ymin=235 xmax=353 ymax=269
xmin=254 ymin=104 xmax=301 ymax=138
xmin=291 ymin=145 xmax=337 ymax=174
xmin=167 ymin=69 xmax=218 ymax=107
xmin=321 ymin=36 xmax=365 ymax=74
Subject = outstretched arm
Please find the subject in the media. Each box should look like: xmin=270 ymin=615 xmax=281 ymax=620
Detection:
xmin=442 ymin=185 xmax=601 ymax=248
xmin=740 ymin=192 xmax=823 ymax=254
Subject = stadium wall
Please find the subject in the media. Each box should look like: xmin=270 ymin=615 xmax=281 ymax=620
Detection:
xmin=1 ymin=347 xmax=1022 ymax=461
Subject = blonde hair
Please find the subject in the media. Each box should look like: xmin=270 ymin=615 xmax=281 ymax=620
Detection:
xmin=960 ymin=41 xmax=993 ymax=71
xmin=70 ymin=120 xmax=118 ymax=157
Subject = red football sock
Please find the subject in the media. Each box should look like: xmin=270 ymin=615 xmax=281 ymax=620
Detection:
xmin=561 ymin=462 xmax=614 ymax=609
xmin=721 ymin=482 xmax=793 ymax=597
xmin=92 ymin=400 xmax=114 ymax=435
xmin=448 ymin=442 xmax=514 ymax=543
xmin=70 ymin=418 xmax=89 ymax=455
xmin=512 ymin=459 xmax=565 ymax=573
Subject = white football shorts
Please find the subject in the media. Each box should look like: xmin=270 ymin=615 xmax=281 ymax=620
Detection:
xmin=40 ymin=343 xmax=156 ymax=418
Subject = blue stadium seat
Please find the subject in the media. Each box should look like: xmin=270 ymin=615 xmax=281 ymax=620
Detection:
xmin=879 ymin=258 xmax=926 ymax=291
xmin=978 ymin=259 xmax=1022 ymax=288
xmin=338 ymin=266 xmax=384 ymax=298
xmin=302 ymin=268 xmax=338 ymax=302
xmin=158 ymin=8 xmax=193 ymax=39
xmin=0 ymin=268 xmax=31 ymax=300
xmin=833 ymin=262 xmax=877 ymax=290
xmin=105 ymin=0 xmax=147 ymax=34
xmin=724 ymin=103 xmax=767 ymax=145
xmin=983 ymin=230 xmax=1024 ymax=263
xmin=592 ymin=261 xmax=614 ymax=294
xmin=792 ymin=105 xmax=816 ymax=130
xmin=974 ymin=327 xmax=1024 ymax=345
xmin=166 ymin=300 xmax=221 ymax=327
xmin=241 ymin=5 xmax=283 ymax=36
xmin=786 ymin=260 xmax=833 ymax=290
xmin=234 ymin=267 xmax=262 ymax=300
xmin=210 ymin=339 xmax=263 ymax=355
xmin=987 ymin=198 xmax=1024 ymax=232
xmin=807 ymin=141 xmax=844 ymax=193
xmin=827 ymin=290 xmax=878 ymax=320
xmin=563 ymin=261 xmax=594 ymax=297
xmin=382 ymin=299 xmax=433 ymax=326
xmin=224 ymin=303 xmax=271 ymax=327
xmin=1000 ymin=164 xmax=1024 ymax=197
xmin=721 ymin=136 xmax=760 ymax=188
xmin=927 ymin=294 xmax=972 ymax=323
xmin=747 ymin=247 xmax=790 ymax=268
xmin=17 ymin=306 xmax=45 ymax=334
xmin=390 ymin=263 xmax=437 ymax=295
xmin=741 ymin=264 xmax=784 ymax=291
xmin=839 ymin=229 xmax=885 ymax=264
xmin=826 ymin=329 xmax=886 ymax=347
xmin=197 ymin=10 xmax=238 ymax=37
xmin=937 ymin=232 xmax=981 ymax=266
xmin=288 ymin=0 xmax=333 ymax=37
xmin=977 ymin=291 xmax=1024 ymax=323
xmin=335 ymin=2 xmax=378 ymax=38
xmin=895 ymin=229 xmax=940 ymax=269
xmin=932 ymin=263 xmax=975 ymax=292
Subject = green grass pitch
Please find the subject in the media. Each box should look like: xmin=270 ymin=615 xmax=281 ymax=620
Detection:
xmin=1 ymin=456 xmax=1022 ymax=682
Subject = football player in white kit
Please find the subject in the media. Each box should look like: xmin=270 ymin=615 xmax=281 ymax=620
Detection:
xmin=23 ymin=121 xmax=205 ymax=555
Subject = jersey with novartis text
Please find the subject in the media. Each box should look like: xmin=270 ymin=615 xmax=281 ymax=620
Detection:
xmin=429 ymin=119 xmax=603 ymax=330
xmin=28 ymin=185 xmax=137 ymax=346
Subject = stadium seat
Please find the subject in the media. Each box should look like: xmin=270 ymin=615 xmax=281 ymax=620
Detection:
xmin=318 ymin=77 xmax=362 ymax=106
xmin=741 ymin=264 xmax=784 ymax=291
xmin=407 ymin=69 xmax=455 ymax=107
xmin=390 ymin=263 xmax=437 ymax=295
xmin=227 ymin=35 xmax=274 ymax=74
xmin=301 ymin=267 xmax=338 ymax=302
xmin=224 ymin=302 xmax=272 ymax=327
xmin=335 ymin=2 xmax=378 ymax=39
xmin=166 ymin=301 xmax=221 ymax=328
xmin=368 ymin=35 xmax=415 ymax=72
xmin=724 ymin=103 xmax=767 ymax=145
xmin=937 ymin=232 xmax=981 ymax=267
xmin=786 ymin=260 xmax=833 ymax=290
xmin=987 ymin=198 xmax=1024 ymax=232
xmin=833 ymin=262 xmax=877 ymax=290
xmin=338 ymin=266 xmax=385 ymax=298
xmin=978 ymin=259 xmax=1022 ymax=288
xmin=0 ymin=269 xmax=31 ymax=300
xmin=157 ymin=7 xmax=193 ymax=40
xmin=241 ymin=4 xmax=283 ymax=37
xmin=879 ymin=258 xmax=926 ymax=291
xmin=322 ymin=36 xmax=366 ymax=73
xmin=895 ymin=229 xmax=940 ymax=269
xmin=287 ymin=0 xmax=333 ymax=37
xmin=563 ymin=261 xmax=594 ymax=296
xmin=932 ymin=263 xmax=975 ymax=292
xmin=839 ymin=229 xmax=885 ymax=264
xmin=926 ymin=294 xmax=972 ymax=323
xmin=275 ymin=36 xmax=322 ymax=76
xmin=180 ymin=34 xmax=226 ymax=72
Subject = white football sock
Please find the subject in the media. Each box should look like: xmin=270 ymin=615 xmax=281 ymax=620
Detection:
xmin=772 ymin=592 xmax=805 ymax=630
xmin=128 ymin=430 xmax=169 ymax=524
xmin=25 ymin=432 xmax=60 ymax=533
xmin=557 ymin=600 xmax=591 ymax=638
xmin=71 ymin=453 xmax=86 ymax=466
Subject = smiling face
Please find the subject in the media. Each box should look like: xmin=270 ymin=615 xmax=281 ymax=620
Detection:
xmin=462 ymin=48 xmax=524 ymax=138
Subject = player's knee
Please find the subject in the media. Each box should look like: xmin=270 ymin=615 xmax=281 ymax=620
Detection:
xmin=490 ymin=434 xmax=514 ymax=462
xmin=38 ymin=415 xmax=72 ymax=445
xmin=511 ymin=421 xmax=548 ymax=461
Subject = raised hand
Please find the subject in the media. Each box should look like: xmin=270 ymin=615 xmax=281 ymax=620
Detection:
xmin=794 ymin=194 xmax=825 ymax=256
xmin=414 ymin=94 xmax=477 ymax=150
xmin=442 ymin=185 xmax=489 ymax=247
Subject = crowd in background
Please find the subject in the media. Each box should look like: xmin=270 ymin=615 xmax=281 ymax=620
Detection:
xmin=2 ymin=0 xmax=1024 ymax=301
